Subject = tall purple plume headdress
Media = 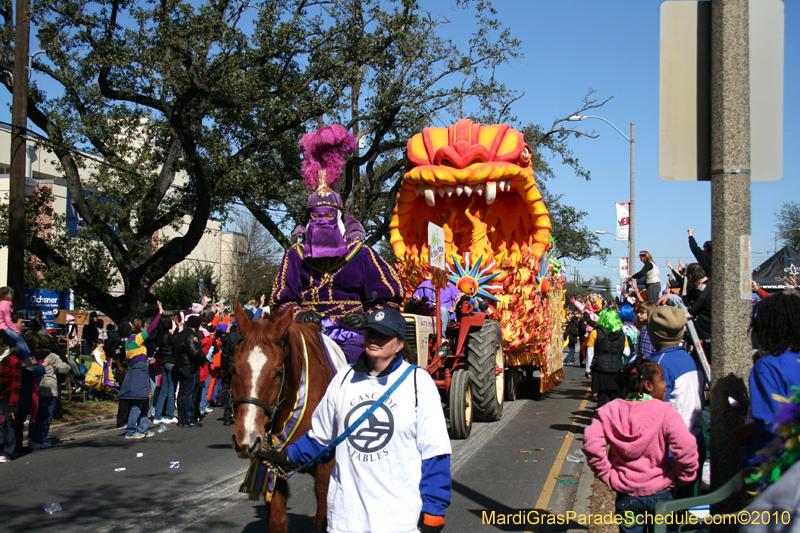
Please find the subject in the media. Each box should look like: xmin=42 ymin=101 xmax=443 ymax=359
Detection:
xmin=299 ymin=124 xmax=356 ymax=209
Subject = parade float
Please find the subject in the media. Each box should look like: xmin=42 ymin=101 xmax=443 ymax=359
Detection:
xmin=391 ymin=119 xmax=565 ymax=436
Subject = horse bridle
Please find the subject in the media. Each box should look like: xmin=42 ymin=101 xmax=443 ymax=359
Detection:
xmin=231 ymin=338 xmax=288 ymax=426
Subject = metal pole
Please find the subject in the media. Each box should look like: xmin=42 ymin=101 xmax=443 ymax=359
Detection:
xmin=435 ymin=285 xmax=442 ymax=349
xmin=7 ymin=0 xmax=30 ymax=311
xmin=709 ymin=0 xmax=750 ymax=524
xmin=628 ymin=123 xmax=635 ymax=285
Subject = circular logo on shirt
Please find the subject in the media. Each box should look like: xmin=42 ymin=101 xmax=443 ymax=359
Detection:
xmin=375 ymin=312 xmax=385 ymax=322
xmin=345 ymin=401 xmax=394 ymax=454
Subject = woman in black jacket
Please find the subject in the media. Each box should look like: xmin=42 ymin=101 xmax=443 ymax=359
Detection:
xmin=585 ymin=309 xmax=630 ymax=407
xmin=174 ymin=316 xmax=207 ymax=428
xmin=564 ymin=316 xmax=580 ymax=365
xmin=152 ymin=314 xmax=178 ymax=425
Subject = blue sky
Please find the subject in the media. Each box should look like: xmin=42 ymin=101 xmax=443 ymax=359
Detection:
xmin=474 ymin=0 xmax=799 ymax=283
xmin=2 ymin=0 xmax=796 ymax=287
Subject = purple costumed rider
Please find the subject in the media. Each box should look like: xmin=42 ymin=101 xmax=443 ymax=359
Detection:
xmin=270 ymin=125 xmax=403 ymax=364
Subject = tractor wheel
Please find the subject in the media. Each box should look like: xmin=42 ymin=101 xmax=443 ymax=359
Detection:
xmin=505 ymin=367 xmax=521 ymax=402
xmin=449 ymin=369 xmax=472 ymax=439
xmin=467 ymin=319 xmax=504 ymax=421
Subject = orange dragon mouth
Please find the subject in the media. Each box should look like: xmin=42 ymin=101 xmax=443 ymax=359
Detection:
xmin=390 ymin=119 xmax=561 ymax=370
xmin=390 ymin=120 xmax=551 ymax=266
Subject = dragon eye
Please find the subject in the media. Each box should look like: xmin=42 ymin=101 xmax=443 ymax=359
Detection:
xmin=520 ymin=146 xmax=532 ymax=164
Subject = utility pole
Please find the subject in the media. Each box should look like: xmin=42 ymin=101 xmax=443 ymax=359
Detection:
xmin=7 ymin=0 xmax=30 ymax=311
xmin=709 ymin=0 xmax=751 ymax=523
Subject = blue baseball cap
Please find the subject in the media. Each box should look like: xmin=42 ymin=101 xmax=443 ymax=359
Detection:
xmin=365 ymin=308 xmax=405 ymax=338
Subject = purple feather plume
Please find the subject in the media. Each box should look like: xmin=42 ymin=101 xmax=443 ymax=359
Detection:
xmin=299 ymin=124 xmax=357 ymax=191
xmin=773 ymin=393 xmax=800 ymax=429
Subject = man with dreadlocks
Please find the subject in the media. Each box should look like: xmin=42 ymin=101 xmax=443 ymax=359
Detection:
xmin=732 ymin=292 xmax=800 ymax=465
xmin=270 ymin=125 xmax=404 ymax=364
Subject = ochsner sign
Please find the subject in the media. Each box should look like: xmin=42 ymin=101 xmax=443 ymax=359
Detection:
xmin=23 ymin=289 xmax=68 ymax=321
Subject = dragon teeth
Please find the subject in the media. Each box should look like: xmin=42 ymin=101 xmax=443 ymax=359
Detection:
xmin=486 ymin=181 xmax=497 ymax=204
xmin=413 ymin=181 xmax=506 ymax=203
xmin=424 ymin=188 xmax=436 ymax=206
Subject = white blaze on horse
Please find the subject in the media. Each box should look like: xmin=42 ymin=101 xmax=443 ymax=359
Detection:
xmin=230 ymin=303 xmax=336 ymax=533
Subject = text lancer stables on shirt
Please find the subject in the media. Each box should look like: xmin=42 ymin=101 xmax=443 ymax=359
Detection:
xmin=307 ymin=359 xmax=451 ymax=533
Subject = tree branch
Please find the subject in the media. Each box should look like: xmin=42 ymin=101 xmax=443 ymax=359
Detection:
xmin=239 ymin=193 xmax=292 ymax=249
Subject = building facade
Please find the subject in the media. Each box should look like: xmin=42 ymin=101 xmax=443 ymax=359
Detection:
xmin=0 ymin=125 xmax=241 ymax=300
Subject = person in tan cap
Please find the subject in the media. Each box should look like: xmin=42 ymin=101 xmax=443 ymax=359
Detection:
xmin=645 ymin=307 xmax=704 ymax=434
xmin=646 ymin=306 xmax=706 ymax=497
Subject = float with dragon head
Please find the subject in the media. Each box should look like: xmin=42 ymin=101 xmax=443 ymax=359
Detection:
xmin=390 ymin=119 xmax=565 ymax=392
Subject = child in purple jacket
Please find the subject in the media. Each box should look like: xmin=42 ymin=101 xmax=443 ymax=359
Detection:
xmin=583 ymin=358 xmax=698 ymax=533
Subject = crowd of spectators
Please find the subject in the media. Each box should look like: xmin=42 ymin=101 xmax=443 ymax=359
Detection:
xmin=567 ymin=228 xmax=800 ymax=531
xmin=110 ymin=295 xmax=266 ymax=437
xmin=0 ymin=292 xmax=267 ymax=460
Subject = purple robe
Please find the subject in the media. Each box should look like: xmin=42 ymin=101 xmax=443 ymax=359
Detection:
xmin=270 ymin=240 xmax=404 ymax=363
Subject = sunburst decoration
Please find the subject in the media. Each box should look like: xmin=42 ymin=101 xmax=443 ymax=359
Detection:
xmin=448 ymin=252 xmax=503 ymax=302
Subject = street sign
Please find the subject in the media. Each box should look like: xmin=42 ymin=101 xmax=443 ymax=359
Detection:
xmin=659 ymin=0 xmax=784 ymax=182
xmin=428 ymin=222 xmax=445 ymax=270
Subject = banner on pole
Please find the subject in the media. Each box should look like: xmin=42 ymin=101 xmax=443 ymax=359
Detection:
xmin=616 ymin=202 xmax=630 ymax=241
xmin=620 ymin=257 xmax=629 ymax=279
xmin=428 ymin=222 xmax=445 ymax=270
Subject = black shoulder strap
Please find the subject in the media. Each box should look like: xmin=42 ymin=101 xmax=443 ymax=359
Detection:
xmin=342 ymin=365 xmax=356 ymax=382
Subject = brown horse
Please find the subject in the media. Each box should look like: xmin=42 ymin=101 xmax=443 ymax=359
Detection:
xmin=230 ymin=303 xmax=334 ymax=533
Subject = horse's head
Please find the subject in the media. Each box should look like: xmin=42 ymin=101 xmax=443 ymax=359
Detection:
xmin=229 ymin=303 xmax=294 ymax=459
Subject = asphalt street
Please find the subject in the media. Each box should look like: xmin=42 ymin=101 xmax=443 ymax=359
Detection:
xmin=1 ymin=361 xmax=592 ymax=533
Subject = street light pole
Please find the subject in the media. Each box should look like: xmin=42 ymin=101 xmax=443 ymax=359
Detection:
xmin=629 ymin=122 xmax=635 ymax=281
xmin=569 ymin=115 xmax=635 ymax=280
xmin=7 ymin=0 xmax=30 ymax=311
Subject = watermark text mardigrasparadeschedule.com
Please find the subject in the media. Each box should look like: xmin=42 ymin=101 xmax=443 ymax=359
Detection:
xmin=481 ymin=510 xmax=793 ymax=527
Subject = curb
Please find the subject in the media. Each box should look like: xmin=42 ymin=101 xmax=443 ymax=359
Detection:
xmin=566 ymin=458 xmax=594 ymax=533
xmin=50 ymin=413 xmax=117 ymax=430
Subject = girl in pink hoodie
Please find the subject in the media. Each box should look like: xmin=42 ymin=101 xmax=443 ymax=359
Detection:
xmin=582 ymin=358 xmax=698 ymax=533
xmin=0 ymin=287 xmax=31 ymax=361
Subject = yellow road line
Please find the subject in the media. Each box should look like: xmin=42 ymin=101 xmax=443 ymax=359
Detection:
xmin=533 ymin=393 xmax=591 ymax=512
